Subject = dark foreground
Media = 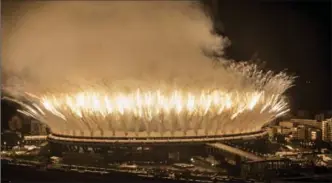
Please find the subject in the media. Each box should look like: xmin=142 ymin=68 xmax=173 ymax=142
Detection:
xmin=3 ymin=158 xmax=332 ymax=183
xmin=3 ymin=159 xmax=239 ymax=183
xmin=1 ymin=162 xmax=179 ymax=183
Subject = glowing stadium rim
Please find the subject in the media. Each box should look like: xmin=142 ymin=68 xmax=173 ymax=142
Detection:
xmin=47 ymin=130 xmax=268 ymax=144
xmin=24 ymin=130 xmax=267 ymax=144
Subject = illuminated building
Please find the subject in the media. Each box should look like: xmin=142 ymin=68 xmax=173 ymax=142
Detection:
xmin=308 ymin=128 xmax=322 ymax=141
xmin=279 ymin=121 xmax=294 ymax=129
xmin=322 ymin=118 xmax=332 ymax=142
xmin=292 ymin=125 xmax=307 ymax=140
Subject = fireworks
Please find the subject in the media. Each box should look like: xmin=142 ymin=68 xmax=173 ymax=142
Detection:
xmin=8 ymin=74 xmax=290 ymax=138
xmin=2 ymin=61 xmax=294 ymax=138
xmin=2 ymin=62 xmax=295 ymax=138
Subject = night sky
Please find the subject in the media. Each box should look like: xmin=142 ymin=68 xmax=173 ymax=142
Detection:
xmin=204 ymin=0 xmax=331 ymax=113
xmin=1 ymin=1 xmax=331 ymax=123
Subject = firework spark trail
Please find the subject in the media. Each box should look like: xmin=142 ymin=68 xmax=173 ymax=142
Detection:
xmin=2 ymin=62 xmax=294 ymax=137
xmin=3 ymin=64 xmax=294 ymax=137
xmin=11 ymin=80 xmax=292 ymax=137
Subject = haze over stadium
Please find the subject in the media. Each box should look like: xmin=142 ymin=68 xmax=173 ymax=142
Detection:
xmin=2 ymin=1 xmax=294 ymax=138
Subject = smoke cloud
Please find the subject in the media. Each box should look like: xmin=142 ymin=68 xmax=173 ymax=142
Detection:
xmin=3 ymin=1 xmax=260 ymax=94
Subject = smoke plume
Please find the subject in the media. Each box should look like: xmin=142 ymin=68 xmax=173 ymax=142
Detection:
xmin=2 ymin=1 xmax=289 ymax=95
